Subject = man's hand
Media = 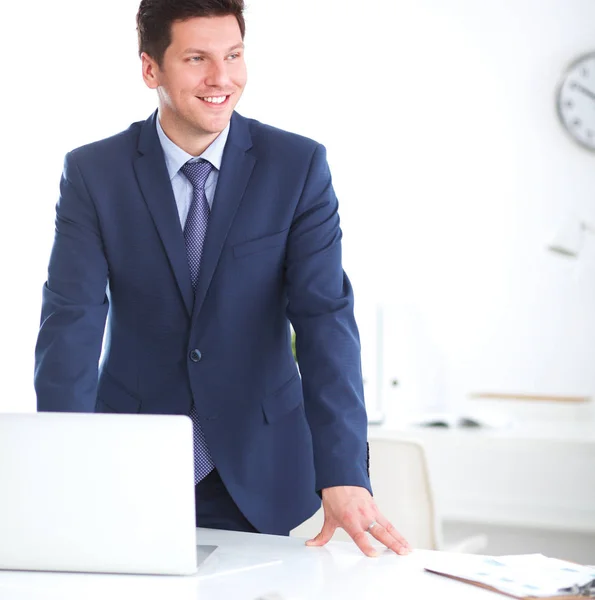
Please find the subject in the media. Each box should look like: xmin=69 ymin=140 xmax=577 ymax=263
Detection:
xmin=305 ymin=486 xmax=412 ymax=557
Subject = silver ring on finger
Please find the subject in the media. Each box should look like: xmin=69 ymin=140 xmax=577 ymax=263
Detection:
xmin=367 ymin=520 xmax=378 ymax=532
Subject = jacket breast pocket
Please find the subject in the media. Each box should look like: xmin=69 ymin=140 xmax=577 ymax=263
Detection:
xmin=233 ymin=228 xmax=288 ymax=258
xmin=262 ymin=373 xmax=303 ymax=424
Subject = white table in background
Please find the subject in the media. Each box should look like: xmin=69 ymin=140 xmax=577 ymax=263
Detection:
xmin=368 ymin=422 xmax=595 ymax=534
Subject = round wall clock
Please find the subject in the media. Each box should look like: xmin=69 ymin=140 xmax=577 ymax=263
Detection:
xmin=557 ymin=52 xmax=595 ymax=151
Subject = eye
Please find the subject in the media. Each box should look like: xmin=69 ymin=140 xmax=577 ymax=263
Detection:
xmin=227 ymin=53 xmax=241 ymax=60
xmin=188 ymin=56 xmax=204 ymax=63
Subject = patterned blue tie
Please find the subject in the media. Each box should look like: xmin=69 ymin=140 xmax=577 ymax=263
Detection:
xmin=180 ymin=159 xmax=215 ymax=484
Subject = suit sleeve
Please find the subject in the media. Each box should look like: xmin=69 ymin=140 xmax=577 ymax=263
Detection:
xmin=34 ymin=152 xmax=109 ymax=412
xmin=285 ymin=143 xmax=371 ymax=494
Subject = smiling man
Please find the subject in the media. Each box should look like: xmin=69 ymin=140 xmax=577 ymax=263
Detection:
xmin=34 ymin=0 xmax=411 ymax=558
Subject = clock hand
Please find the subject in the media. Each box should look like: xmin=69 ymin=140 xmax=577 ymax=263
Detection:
xmin=571 ymin=81 xmax=595 ymax=103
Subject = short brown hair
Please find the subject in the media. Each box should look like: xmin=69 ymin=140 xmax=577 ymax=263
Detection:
xmin=136 ymin=0 xmax=246 ymax=66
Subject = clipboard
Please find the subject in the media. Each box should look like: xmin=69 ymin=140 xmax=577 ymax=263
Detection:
xmin=425 ymin=568 xmax=589 ymax=599
xmin=422 ymin=553 xmax=595 ymax=599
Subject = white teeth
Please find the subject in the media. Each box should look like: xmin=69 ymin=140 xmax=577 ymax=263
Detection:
xmin=202 ymin=96 xmax=226 ymax=104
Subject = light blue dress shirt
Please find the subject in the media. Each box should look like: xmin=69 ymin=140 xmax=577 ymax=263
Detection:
xmin=156 ymin=115 xmax=230 ymax=228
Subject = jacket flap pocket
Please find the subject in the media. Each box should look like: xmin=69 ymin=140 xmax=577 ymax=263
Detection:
xmin=96 ymin=369 xmax=141 ymax=413
xmin=262 ymin=373 xmax=302 ymax=424
xmin=233 ymin=228 xmax=288 ymax=258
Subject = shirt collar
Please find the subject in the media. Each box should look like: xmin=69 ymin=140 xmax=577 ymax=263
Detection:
xmin=156 ymin=113 xmax=230 ymax=181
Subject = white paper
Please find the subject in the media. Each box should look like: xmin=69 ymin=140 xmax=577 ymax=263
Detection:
xmin=424 ymin=552 xmax=595 ymax=598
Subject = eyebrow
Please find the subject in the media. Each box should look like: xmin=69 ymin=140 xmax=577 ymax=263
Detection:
xmin=182 ymin=43 xmax=244 ymax=55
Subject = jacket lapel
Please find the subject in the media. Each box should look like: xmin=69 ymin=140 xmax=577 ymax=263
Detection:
xmin=133 ymin=112 xmax=194 ymax=316
xmin=193 ymin=112 xmax=256 ymax=320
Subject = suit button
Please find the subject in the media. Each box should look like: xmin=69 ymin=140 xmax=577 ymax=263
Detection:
xmin=189 ymin=349 xmax=202 ymax=363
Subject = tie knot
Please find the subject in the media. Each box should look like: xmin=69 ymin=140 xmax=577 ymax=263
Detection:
xmin=181 ymin=159 xmax=213 ymax=190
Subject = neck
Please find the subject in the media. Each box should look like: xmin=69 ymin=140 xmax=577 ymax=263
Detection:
xmin=158 ymin=111 xmax=221 ymax=157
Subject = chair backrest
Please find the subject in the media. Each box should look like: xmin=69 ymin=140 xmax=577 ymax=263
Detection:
xmin=368 ymin=436 xmax=441 ymax=550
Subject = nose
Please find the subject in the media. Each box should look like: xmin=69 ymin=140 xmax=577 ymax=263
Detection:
xmin=205 ymin=59 xmax=231 ymax=89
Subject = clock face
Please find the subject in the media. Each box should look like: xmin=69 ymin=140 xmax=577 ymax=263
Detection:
xmin=557 ymin=52 xmax=595 ymax=151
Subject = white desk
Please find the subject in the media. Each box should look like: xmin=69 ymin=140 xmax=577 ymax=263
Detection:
xmin=0 ymin=528 xmax=498 ymax=600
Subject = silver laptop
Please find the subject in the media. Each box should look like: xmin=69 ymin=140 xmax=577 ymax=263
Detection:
xmin=0 ymin=412 xmax=203 ymax=575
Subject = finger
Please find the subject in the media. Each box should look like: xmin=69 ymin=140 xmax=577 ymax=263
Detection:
xmin=348 ymin=528 xmax=380 ymax=558
xmin=305 ymin=520 xmax=336 ymax=547
xmin=340 ymin=515 xmax=380 ymax=557
xmin=382 ymin=518 xmax=412 ymax=549
xmin=373 ymin=518 xmax=412 ymax=554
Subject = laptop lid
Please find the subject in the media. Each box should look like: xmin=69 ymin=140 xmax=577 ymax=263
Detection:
xmin=0 ymin=412 xmax=198 ymax=575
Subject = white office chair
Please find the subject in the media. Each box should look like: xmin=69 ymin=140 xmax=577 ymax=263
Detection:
xmin=291 ymin=436 xmax=487 ymax=553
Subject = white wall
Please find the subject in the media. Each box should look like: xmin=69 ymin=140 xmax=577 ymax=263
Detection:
xmin=351 ymin=0 xmax=595 ymax=425
xmin=2 ymin=0 xmax=595 ymax=422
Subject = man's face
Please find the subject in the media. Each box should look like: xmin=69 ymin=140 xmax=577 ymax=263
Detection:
xmin=143 ymin=15 xmax=247 ymax=138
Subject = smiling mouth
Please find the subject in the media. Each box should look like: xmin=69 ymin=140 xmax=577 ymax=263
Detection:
xmin=198 ymin=95 xmax=230 ymax=106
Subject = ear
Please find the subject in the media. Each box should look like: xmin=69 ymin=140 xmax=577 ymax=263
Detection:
xmin=141 ymin=52 xmax=160 ymax=89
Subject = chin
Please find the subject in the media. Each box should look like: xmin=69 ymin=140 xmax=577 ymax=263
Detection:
xmin=199 ymin=117 xmax=232 ymax=134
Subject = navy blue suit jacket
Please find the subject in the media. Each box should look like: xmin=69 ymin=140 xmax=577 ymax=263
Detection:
xmin=34 ymin=111 xmax=370 ymax=534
